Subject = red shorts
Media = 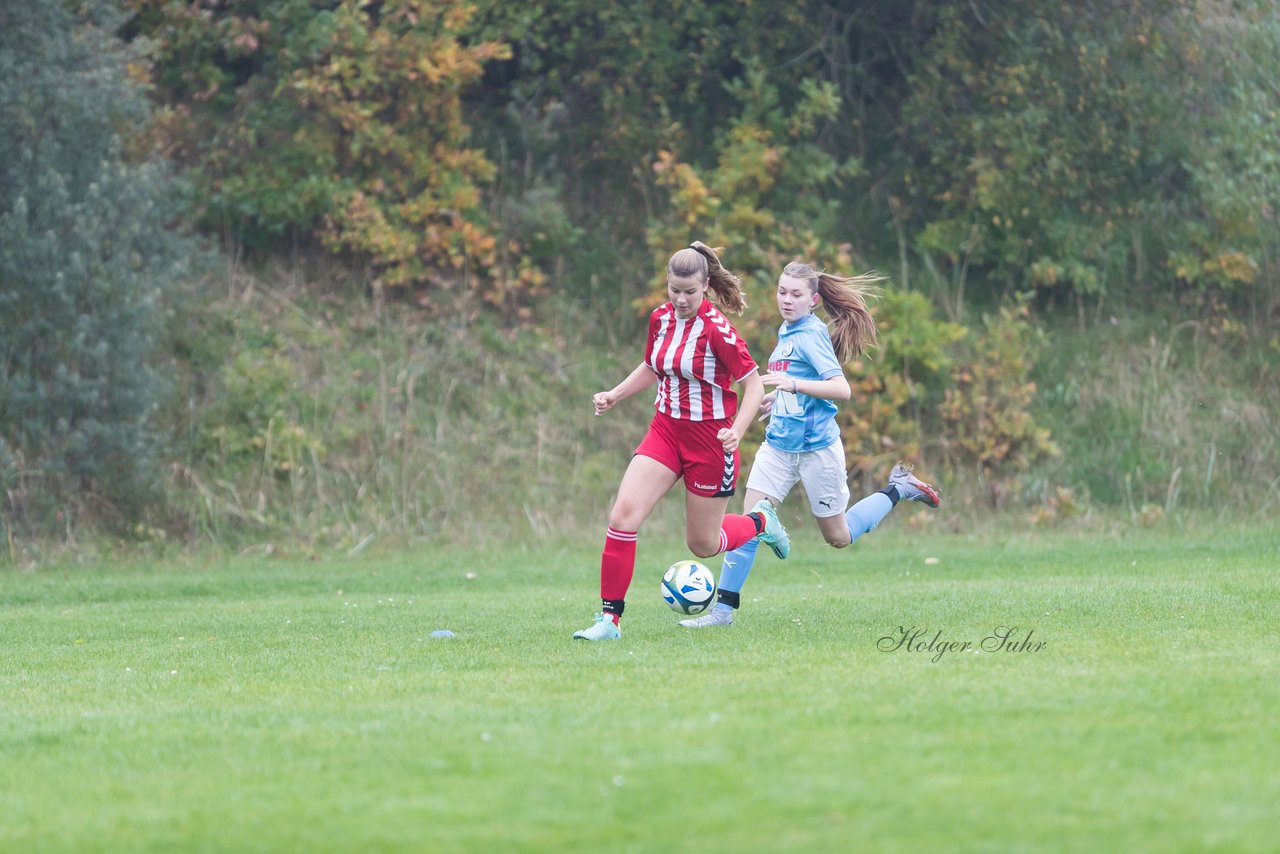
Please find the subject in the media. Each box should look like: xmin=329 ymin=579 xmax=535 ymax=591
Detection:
xmin=635 ymin=412 xmax=738 ymax=497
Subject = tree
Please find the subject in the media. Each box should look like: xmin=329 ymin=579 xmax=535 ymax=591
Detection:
xmin=0 ymin=0 xmax=195 ymax=539
xmin=890 ymin=0 xmax=1279 ymax=316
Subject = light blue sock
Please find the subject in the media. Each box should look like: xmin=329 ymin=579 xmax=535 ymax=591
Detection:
xmin=718 ymin=537 xmax=759 ymax=595
xmin=845 ymin=492 xmax=894 ymax=543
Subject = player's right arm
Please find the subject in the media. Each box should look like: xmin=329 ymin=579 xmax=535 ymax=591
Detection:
xmin=761 ymin=371 xmax=851 ymax=401
xmin=593 ymin=363 xmax=658 ymax=416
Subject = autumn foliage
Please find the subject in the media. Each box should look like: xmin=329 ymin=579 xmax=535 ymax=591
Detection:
xmin=131 ymin=0 xmax=533 ymax=309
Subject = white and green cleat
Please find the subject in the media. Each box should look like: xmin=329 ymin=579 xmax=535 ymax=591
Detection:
xmin=573 ymin=613 xmax=621 ymax=641
xmin=751 ymin=498 xmax=790 ymax=559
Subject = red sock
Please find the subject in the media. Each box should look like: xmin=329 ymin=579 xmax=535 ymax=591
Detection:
xmin=717 ymin=513 xmax=758 ymax=554
xmin=600 ymin=527 xmax=637 ymax=618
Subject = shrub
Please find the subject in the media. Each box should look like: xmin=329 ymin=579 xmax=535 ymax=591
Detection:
xmin=640 ymin=64 xmax=1056 ymax=498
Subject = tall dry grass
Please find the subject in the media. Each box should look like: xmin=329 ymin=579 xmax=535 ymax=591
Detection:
xmin=1030 ymin=314 xmax=1280 ymax=522
xmin=160 ymin=267 xmax=655 ymax=552
xmin=150 ymin=267 xmax=1278 ymax=555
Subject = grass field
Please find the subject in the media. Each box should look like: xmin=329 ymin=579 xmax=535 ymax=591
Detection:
xmin=3 ymin=520 xmax=1278 ymax=852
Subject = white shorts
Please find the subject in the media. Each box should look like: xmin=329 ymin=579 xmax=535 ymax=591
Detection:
xmin=745 ymin=441 xmax=850 ymax=518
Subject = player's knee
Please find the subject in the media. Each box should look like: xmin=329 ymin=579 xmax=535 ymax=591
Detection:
xmin=608 ymin=501 xmax=645 ymax=531
xmin=826 ymin=533 xmax=851 ymax=549
xmin=687 ymin=538 xmax=719 ymax=559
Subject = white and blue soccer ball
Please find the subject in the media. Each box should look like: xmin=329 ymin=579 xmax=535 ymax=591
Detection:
xmin=660 ymin=560 xmax=717 ymax=615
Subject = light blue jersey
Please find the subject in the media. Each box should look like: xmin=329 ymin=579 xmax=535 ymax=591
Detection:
xmin=763 ymin=314 xmax=845 ymax=453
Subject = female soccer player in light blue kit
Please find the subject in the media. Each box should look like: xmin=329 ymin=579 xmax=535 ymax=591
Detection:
xmin=680 ymin=261 xmax=941 ymax=628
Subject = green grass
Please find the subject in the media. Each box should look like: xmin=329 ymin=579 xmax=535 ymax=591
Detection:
xmin=3 ymin=522 xmax=1278 ymax=852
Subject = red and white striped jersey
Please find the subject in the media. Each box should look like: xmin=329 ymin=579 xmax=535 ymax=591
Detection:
xmin=644 ymin=300 xmax=758 ymax=421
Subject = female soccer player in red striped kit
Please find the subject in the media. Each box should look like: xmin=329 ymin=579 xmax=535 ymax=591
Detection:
xmin=573 ymin=242 xmax=790 ymax=641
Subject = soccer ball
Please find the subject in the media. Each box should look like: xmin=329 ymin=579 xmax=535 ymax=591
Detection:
xmin=660 ymin=560 xmax=717 ymax=615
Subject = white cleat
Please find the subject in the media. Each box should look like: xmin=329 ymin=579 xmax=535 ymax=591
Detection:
xmin=679 ymin=607 xmax=734 ymax=629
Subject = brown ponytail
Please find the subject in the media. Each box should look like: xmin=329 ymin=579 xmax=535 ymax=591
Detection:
xmin=668 ymin=241 xmax=748 ymax=315
xmin=783 ymin=261 xmax=882 ymax=362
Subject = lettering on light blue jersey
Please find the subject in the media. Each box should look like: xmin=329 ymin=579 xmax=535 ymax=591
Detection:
xmin=764 ymin=314 xmax=844 ymax=453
